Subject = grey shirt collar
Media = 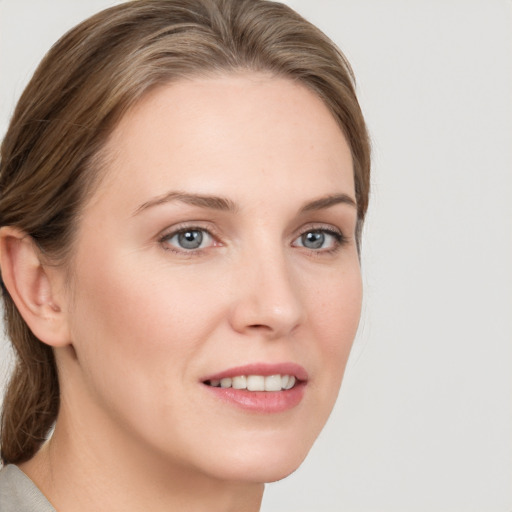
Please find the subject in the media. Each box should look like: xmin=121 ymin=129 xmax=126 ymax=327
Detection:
xmin=0 ymin=464 xmax=55 ymax=512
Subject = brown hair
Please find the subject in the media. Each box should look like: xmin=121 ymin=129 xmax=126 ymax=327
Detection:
xmin=0 ymin=0 xmax=370 ymax=464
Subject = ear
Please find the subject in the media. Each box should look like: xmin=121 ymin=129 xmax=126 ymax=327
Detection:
xmin=0 ymin=226 xmax=71 ymax=347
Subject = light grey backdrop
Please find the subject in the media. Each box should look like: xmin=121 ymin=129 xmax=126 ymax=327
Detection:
xmin=1 ymin=1 xmax=511 ymax=511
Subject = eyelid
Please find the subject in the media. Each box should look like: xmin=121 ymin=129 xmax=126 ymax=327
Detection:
xmin=292 ymin=223 xmax=348 ymax=252
xmin=158 ymin=222 xmax=221 ymax=254
xmin=156 ymin=221 xmax=349 ymax=256
xmin=294 ymin=222 xmax=345 ymax=239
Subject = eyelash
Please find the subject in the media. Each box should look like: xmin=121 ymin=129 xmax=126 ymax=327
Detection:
xmin=158 ymin=224 xmax=347 ymax=256
xmin=293 ymin=226 xmax=347 ymax=255
xmin=158 ymin=223 xmax=219 ymax=256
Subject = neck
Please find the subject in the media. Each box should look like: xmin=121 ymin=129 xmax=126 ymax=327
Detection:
xmin=20 ymin=409 xmax=264 ymax=512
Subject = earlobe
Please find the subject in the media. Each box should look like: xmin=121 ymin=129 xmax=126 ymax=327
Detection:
xmin=0 ymin=226 xmax=71 ymax=347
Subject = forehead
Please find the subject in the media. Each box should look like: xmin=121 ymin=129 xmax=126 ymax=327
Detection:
xmin=91 ymin=73 xmax=354 ymax=212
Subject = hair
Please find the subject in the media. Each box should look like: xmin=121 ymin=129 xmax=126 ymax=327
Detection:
xmin=0 ymin=0 xmax=370 ymax=464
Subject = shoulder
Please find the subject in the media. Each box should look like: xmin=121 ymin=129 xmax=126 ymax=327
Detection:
xmin=0 ymin=464 xmax=55 ymax=512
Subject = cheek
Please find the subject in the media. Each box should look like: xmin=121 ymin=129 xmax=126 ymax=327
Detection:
xmin=66 ymin=248 xmax=230 ymax=401
xmin=306 ymin=264 xmax=362 ymax=404
xmin=67 ymin=254 xmax=173 ymax=402
xmin=71 ymin=249 xmax=204 ymax=345
xmin=310 ymin=263 xmax=362 ymax=349
xmin=64 ymin=251 xmax=226 ymax=457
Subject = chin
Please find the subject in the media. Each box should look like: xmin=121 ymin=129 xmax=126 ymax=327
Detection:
xmin=202 ymin=436 xmax=313 ymax=485
xmin=215 ymin=458 xmax=306 ymax=485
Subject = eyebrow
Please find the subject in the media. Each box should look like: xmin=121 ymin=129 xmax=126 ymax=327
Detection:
xmin=133 ymin=190 xmax=356 ymax=216
xmin=299 ymin=193 xmax=357 ymax=213
xmin=133 ymin=191 xmax=238 ymax=216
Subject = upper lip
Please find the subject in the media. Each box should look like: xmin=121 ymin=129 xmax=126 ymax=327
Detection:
xmin=202 ymin=362 xmax=308 ymax=383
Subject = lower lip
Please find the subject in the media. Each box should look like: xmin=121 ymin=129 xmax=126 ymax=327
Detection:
xmin=204 ymin=381 xmax=306 ymax=413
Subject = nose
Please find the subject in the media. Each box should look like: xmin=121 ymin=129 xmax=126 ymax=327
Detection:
xmin=228 ymin=249 xmax=305 ymax=339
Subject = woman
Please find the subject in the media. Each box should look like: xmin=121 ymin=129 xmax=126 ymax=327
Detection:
xmin=0 ymin=0 xmax=370 ymax=510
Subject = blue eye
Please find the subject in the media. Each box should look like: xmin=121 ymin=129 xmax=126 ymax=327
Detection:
xmin=301 ymin=231 xmax=326 ymax=249
xmin=163 ymin=228 xmax=214 ymax=251
xmin=294 ymin=229 xmax=343 ymax=251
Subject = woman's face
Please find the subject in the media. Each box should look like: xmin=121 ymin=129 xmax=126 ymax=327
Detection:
xmin=59 ymin=73 xmax=362 ymax=483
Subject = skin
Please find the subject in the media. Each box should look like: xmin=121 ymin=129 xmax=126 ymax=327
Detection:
xmin=9 ymin=73 xmax=362 ymax=511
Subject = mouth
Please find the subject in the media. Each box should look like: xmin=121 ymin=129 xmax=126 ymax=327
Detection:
xmin=201 ymin=363 xmax=307 ymax=413
xmin=204 ymin=374 xmax=298 ymax=391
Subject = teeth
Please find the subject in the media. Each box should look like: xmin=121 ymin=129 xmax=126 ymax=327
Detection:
xmin=284 ymin=376 xmax=295 ymax=390
xmin=220 ymin=378 xmax=232 ymax=388
xmin=247 ymin=375 xmax=265 ymax=391
xmin=232 ymin=376 xmax=247 ymax=389
xmin=207 ymin=374 xmax=297 ymax=391
xmin=264 ymin=374 xmax=282 ymax=391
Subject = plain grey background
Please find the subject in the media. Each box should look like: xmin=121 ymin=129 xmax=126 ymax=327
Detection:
xmin=1 ymin=1 xmax=511 ymax=511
